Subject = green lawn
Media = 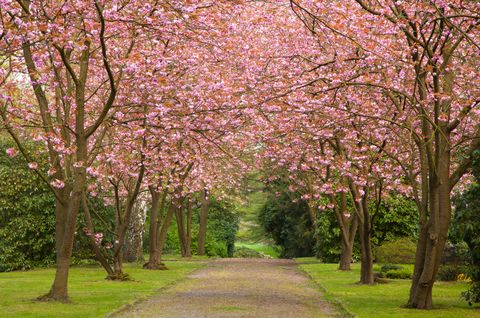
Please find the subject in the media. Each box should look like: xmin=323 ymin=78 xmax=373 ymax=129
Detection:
xmin=235 ymin=242 xmax=280 ymax=258
xmin=0 ymin=260 xmax=205 ymax=318
xmin=297 ymin=259 xmax=480 ymax=318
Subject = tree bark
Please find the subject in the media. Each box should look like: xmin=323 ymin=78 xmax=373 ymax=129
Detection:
xmin=123 ymin=194 xmax=147 ymax=262
xmin=408 ymin=66 xmax=455 ymax=309
xmin=331 ymin=192 xmax=358 ymax=271
xmin=175 ymin=200 xmax=187 ymax=257
xmin=185 ymin=199 xmax=193 ymax=257
xmin=409 ymin=129 xmax=452 ymax=308
xmin=81 ymin=193 xmax=115 ymax=278
xmin=197 ymin=189 xmax=209 ymax=256
xmin=157 ymin=199 xmax=178 ymax=263
xmin=144 ymin=189 xmax=161 ymax=269
xmin=339 ymin=214 xmax=358 ymax=271
xmin=41 ymin=161 xmax=87 ymax=302
xmin=359 ymin=196 xmax=374 ymax=284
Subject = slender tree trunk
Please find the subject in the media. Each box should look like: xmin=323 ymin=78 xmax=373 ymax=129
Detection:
xmin=197 ymin=189 xmax=209 ymax=256
xmin=175 ymin=201 xmax=187 ymax=257
xmin=409 ymin=146 xmax=452 ymax=309
xmin=81 ymin=193 xmax=115 ymax=278
xmin=41 ymin=164 xmax=86 ymax=301
xmin=409 ymin=129 xmax=452 ymax=308
xmin=185 ymin=199 xmax=192 ymax=257
xmin=339 ymin=215 xmax=357 ymax=271
xmin=157 ymin=200 xmax=178 ymax=264
xmin=358 ymin=197 xmax=374 ymax=284
xmin=110 ymin=166 xmax=145 ymax=279
xmin=144 ymin=189 xmax=161 ymax=269
xmin=339 ymin=244 xmax=353 ymax=271
xmin=113 ymin=252 xmax=123 ymax=277
xmin=333 ymin=192 xmax=358 ymax=271
xmin=358 ymin=221 xmax=374 ymax=284
xmin=123 ymin=195 xmax=147 ymax=262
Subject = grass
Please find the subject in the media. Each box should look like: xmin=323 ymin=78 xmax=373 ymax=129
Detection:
xmin=0 ymin=260 xmax=205 ymax=318
xmin=296 ymin=258 xmax=480 ymax=318
xmin=235 ymin=242 xmax=280 ymax=258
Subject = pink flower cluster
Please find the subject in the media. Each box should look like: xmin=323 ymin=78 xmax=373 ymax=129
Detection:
xmin=6 ymin=148 xmax=17 ymax=157
xmin=50 ymin=179 xmax=65 ymax=189
xmin=83 ymin=227 xmax=105 ymax=246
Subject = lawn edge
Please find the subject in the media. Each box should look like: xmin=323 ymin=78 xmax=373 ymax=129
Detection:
xmin=104 ymin=260 xmax=208 ymax=318
xmin=295 ymin=261 xmax=356 ymax=318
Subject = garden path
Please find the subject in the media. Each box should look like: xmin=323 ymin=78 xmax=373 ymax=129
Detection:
xmin=111 ymin=258 xmax=339 ymax=318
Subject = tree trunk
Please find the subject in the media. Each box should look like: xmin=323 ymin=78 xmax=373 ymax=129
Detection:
xmin=40 ymin=168 xmax=86 ymax=302
xmin=144 ymin=189 xmax=161 ymax=269
xmin=123 ymin=195 xmax=147 ymax=262
xmin=408 ymin=193 xmax=451 ymax=308
xmin=185 ymin=199 xmax=192 ymax=257
xmin=157 ymin=200 xmax=177 ymax=265
xmin=112 ymin=251 xmax=125 ymax=279
xmin=110 ymin=166 xmax=145 ymax=279
xmin=409 ymin=140 xmax=451 ymax=308
xmin=197 ymin=189 xmax=209 ymax=256
xmin=175 ymin=200 xmax=187 ymax=257
xmin=359 ymin=221 xmax=374 ymax=284
xmin=359 ymin=198 xmax=374 ymax=284
xmin=339 ymin=238 xmax=354 ymax=271
xmin=333 ymin=192 xmax=358 ymax=271
xmin=81 ymin=193 xmax=115 ymax=278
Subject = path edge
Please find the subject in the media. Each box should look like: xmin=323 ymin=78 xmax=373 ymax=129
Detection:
xmin=104 ymin=261 xmax=209 ymax=318
xmin=295 ymin=262 xmax=356 ymax=318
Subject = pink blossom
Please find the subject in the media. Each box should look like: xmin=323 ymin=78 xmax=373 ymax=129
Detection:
xmin=51 ymin=179 xmax=65 ymax=189
xmin=73 ymin=161 xmax=84 ymax=168
xmin=6 ymin=148 xmax=17 ymax=157
xmin=93 ymin=232 xmax=103 ymax=245
xmin=28 ymin=162 xmax=38 ymax=170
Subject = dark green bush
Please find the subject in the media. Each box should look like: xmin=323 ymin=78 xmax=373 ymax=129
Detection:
xmin=204 ymin=237 xmax=228 ymax=258
xmin=233 ymin=247 xmax=264 ymax=258
xmin=453 ymin=151 xmax=480 ymax=305
xmin=375 ymin=237 xmax=416 ymax=264
xmin=207 ymin=197 xmax=239 ymax=257
xmin=385 ymin=268 xmax=413 ymax=279
xmin=437 ymin=264 xmax=468 ymax=282
xmin=314 ymin=206 xmax=345 ymax=262
xmin=0 ymin=137 xmax=56 ymax=271
xmin=258 ymin=181 xmax=315 ymax=258
xmin=442 ymin=242 xmax=470 ymax=265
xmin=371 ymin=194 xmax=418 ymax=246
xmin=462 ymin=279 xmax=480 ymax=306
xmin=380 ymin=264 xmax=404 ymax=273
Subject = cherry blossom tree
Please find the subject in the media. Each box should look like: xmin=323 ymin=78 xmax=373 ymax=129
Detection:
xmin=288 ymin=0 xmax=480 ymax=308
xmin=0 ymin=0 xmax=186 ymax=301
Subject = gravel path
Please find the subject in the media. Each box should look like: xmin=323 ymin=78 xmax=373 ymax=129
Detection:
xmin=112 ymin=258 xmax=339 ymax=318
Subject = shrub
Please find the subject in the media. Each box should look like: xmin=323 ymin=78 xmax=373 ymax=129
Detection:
xmin=442 ymin=242 xmax=470 ymax=265
xmin=462 ymin=281 xmax=480 ymax=306
xmin=233 ymin=247 xmax=264 ymax=258
xmin=204 ymin=238 xmax=228 ymax=258
xmin=258 ymin=181 xmax=316 ymax=258
xmin=375 ymin=237 xmax=416 ymax=264
xmin=453 ymin=157 xmax=480 ymax=305
xmin=380 ymin=264 xmax=404 ymax=273
xmin=385 ymin=268 xmax=413 ymax=279
xmin=437 ymin=264 xmax=468 ymax=282
xmin=462 ymin=266 xmax=480 ymax=305
xmin=0 ymin=138 xmax=56 ymax=271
